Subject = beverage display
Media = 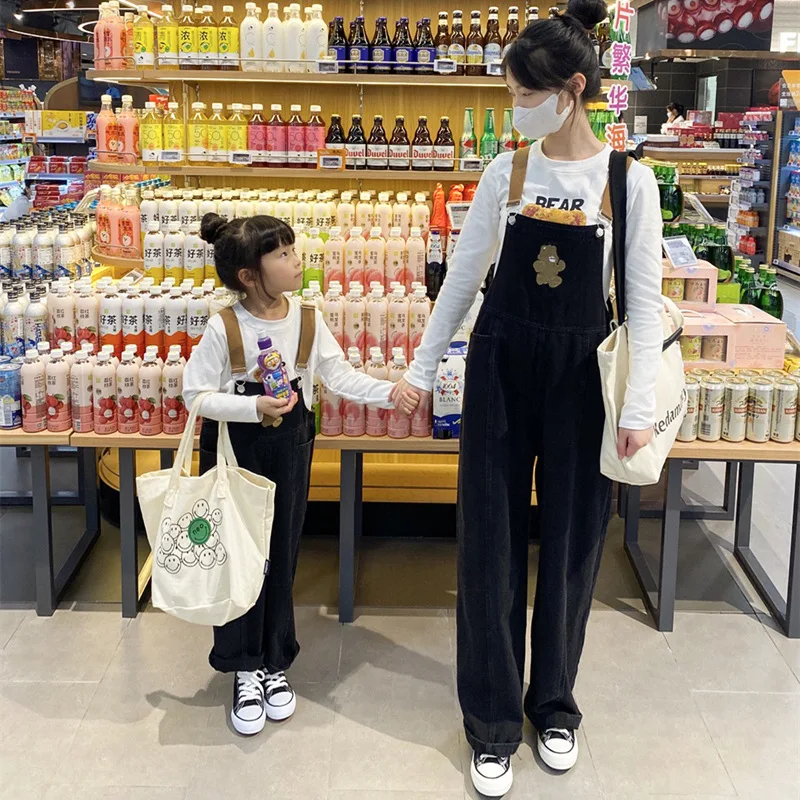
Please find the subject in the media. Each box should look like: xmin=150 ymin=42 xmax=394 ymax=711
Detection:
xmin=257 ymin=336 xmax=292 ymax=399
xmin=342 ymin=347 xmax=366 ymax=435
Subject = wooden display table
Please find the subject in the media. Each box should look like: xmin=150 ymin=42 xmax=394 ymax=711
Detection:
xmin=624 ymin=439 xmax=800 ymax=638
xmin=0 ymin=429 xmax=99 ymax=616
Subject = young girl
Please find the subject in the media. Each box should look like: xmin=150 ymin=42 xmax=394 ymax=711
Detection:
xmin=184 ymin=214 xmax=418 ymax=736
xmin=392 ymin=0 xmax=663 ymax=794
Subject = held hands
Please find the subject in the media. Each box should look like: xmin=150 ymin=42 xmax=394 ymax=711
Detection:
xmin=389 ymin=377 xmax=424 ymax=417
xmin=617 ymin=427 xmax=653 ymax=460
xmin=257 ymin=391 xmax=299 ymax=419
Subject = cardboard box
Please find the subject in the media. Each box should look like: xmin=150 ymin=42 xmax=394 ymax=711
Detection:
xmin=40 ymin=111 xmax=86 ymax=140
xmin=662 ymin=259 xmax=718 ymax=312
xmin=715 ymin=304 xmax=786 ymax=369
xmin=680 ymin=310 xmax=737 ymax=369
xmin=777 ymin=229 xmax=800 ymax=267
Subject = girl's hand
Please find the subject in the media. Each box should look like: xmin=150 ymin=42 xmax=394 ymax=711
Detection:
xmin=617 ymin=426 xmax=653 ymax=459
xmin=257 ymin=391 xmax=298 ymax=418
xmin=390 ymin=377 xmax=425 ymax=417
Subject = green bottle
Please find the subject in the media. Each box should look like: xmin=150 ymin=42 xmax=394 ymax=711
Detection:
xmin=499 ymin=108 xmax=516 ymax=153
xmin=479 ymin=107 xmax=498 ymax=166
xmin=740 ymin=266 xmax=760 ymax=306
xmin=459 ymin=107 xmax=477 ymax=159
xmin=758 ymin=266 xmax=784 ymax=319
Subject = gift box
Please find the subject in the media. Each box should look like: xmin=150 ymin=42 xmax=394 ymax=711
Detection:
xmin=662 ymin=259 xmax=718 ymax=312
xmin=715 ymin=304 xmax=786 ymax=369
xmin=680 ymin=310 xmax=737 ymax=369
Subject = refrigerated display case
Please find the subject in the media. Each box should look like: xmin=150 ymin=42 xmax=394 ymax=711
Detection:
xmin=772 ymin=109 xmax=800 ymax=280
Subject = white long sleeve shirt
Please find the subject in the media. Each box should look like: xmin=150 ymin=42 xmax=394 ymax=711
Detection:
xmin=405 ymin=141 xmax=664 ymax=431
xmin=183 ymin=298 xmax=393 ymax=423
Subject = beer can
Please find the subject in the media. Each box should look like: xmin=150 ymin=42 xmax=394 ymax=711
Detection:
xmin=684 ymin=277 xmax=708 ymax=302
xmin=698 ymin=376 xmax=725 ymax=442
xmin=762 ymin=369 xmax=787 ymax=379
xmin=689 ymin=367 xmax=711 ymax=378
xmin=701 ymin=335 xmax=727 ymax=362
xmin=736 ymin=369 xmax=760 ymax=378
xmin=0 ymin=362 xmax=22 ymax=429
xmin=677 ymin=375 xmax=700 ymax=442
xmin=680 ymin=335 xmax=702 ymax=361
xmin=771 ymin=378 xmax=798 ymax=444
xmin=722 ymin=376 xmax=748 ymax=442
xmin=662 ymin=277 xmax=685 ymax=300
xmin=746 ymin=377 xmax=773 ymax=443
xmin=714 ymin=369 xmax=736 ymax=379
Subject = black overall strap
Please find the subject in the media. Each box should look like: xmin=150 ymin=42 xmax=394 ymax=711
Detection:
xmin=607 ymin=149 xmax=635 ymax=324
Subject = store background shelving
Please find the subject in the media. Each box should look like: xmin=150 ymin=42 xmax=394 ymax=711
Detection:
xmin=772 ymin=109 xmax=800 ymax=281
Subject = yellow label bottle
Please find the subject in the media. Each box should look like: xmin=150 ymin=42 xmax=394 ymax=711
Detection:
xmin=206 ymin=102 xmax=227 ymax=164
xmin=133 ymin=5 xmax=155 ymax=68
xmin=187 ymin=102 xmax=208 ymax=163
xmin=178 ymin=4 xmax=198 ymax=70
xmin=140 ymin=102 xmax=163 ymax=164
xmin=217 ymin=5 xmax=239 ymax=70
xmin=162 ymin=102 xmax=185 ymax=164
xmin=156 ymin=3 xmax=179 ymax=69
xmin=225 ymin=103 xmax=248 ymax=165
xmin=198 ymin=5 xmax=218 ymax=69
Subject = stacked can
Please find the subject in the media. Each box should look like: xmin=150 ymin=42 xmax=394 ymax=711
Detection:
xmin=677 ymin=375 xmax=699 ymax=442
xmin=698 ymin=376 xmax=724 ymax=442
xmin=772 ymin=379 xmax=798 ymax=444
xmin=721 ymin=376 xmax=748 ymax=443
xmin=747 ymin=378 xmax=773 ymax=444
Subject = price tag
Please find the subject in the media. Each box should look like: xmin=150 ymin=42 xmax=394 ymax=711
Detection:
xmin=485 ymin=62 xmax=503 ymax=76
xmin=434 ymin=59 xmax=457 ymax=74
xmin=318 ymin=151 xmax=345 ymax=170
xmin=316 ymin=60 xmax=339 ymax=74
xmin=159 ymin=150 xmax=183 ymax=162
xmin=460 ymin=157 xmax=484 ymax=172
xmin=229 ymin=151 xmax=252 ymax=165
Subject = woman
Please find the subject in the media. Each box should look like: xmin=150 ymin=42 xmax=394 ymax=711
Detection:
xmin=391 ymin=0 xmax=663 ymax=795
xmin=661 ymin=101 xmax=686 ymax=133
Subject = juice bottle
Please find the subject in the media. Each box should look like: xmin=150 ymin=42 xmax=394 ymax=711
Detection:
xmin=343 ymin=285 xmax=366 ymax=358
xmin=162 ymin=102 xmax=185 ymax=164
xmin=21 ymin=349 xmax=47 ymax=433
xmin=304 ymin=227 xmax=324 ymax=289
xmin=162 ymin=351 xmax=186 ymax=434
xmin=323 ymin=284 xmax=344 ymax=348
xmin=344 ymin=227 xmax=366 ymax=289
xmin=121 ymin=287 xmax=145 ymax=356
xmin=187 ymin=101 xmax=208 ymax=163
xmin=387 ymin=352 xmax=411 ymax=439
xmin=305 ymin=104 xmax=325 ymax=167
xmin=157 ymin=3 xmax=180 ymax=68
xmin=163 ymin=221 xmax=185 ymax=283
xmin=101 ymin=344 xmax=120 ymax=368
xmin=205 ymin=102 xmax=227 ymax=164
xmin=116 ymin=351 xmax=140 ymax=433
xmin=49 ymin=283 xmax=75 ymax=349
xmin=93 ymin=351 xmax=117 ymax=434
xmin=94 ymin=2 xmax=110 ymax=69
xmin=262 ymin=2 xmax=284 ymax=72
xmin=178 ymin=4 xmax=199 ymax=69
xmin=373 ymin=193 xmax=392 ymax=239
xmin=143 ymin=221 xmax=165 ymax=283
xmin=119 ymin=187 xmax=141 ymax=259
xmin=218 ymin=190 xmax=236 ymax=220
xmin=248 ymin=103 xmax=268 ymax=167
xmin=198 ymin=190 xmax=217 ymax=217
xmin=183 ymin=222 xmax=206 ymax=285
xmin=36 ymin=341 xmax=52 ymax=368
xmin=140 ymin=102 xmax=163 ymax=164
xmin=96 ymin=95 xmax=117 ymax=163
xmin=411 ymin=193 xmax=430 ymax=238
xmin=406 ymin=226 xmax=426 ymax=286
xmin=144 ymin=286 xmax=166 ymax=357
xmin=134 ymin=4 xmax=156 ymax=68
xmin=23 ymin=287 xmax=48 ymax=351
xmin=320 ymin=378 xmax=342 ymax=436
xmin=266 ymin=104 xmax=288 ymax=167
xmin=336 ymin=192 xmax=355 ymax=235
xmin=365 ymin=347 xmax=388 ymax=436
xmin=323 ymin=229 xmax=346 ymax=291
xmin=217 ymin=5 xmax=239 ymax=69
xmin=69 ymin=351 xmax=93 ymax=431
xmin=355 ymin=192 xmax=374 ymax=230
xmin=123 ymin=343 xmax=142 ymax=366
xmin=198 ymin=4 xmax=218 ymax=68
xmin=305 ymin=3 xmax=326 ymax=70
xmin=365 ymin=286 xmax=387 ymax=359
xmin=364 ymin=227 xmax=385 ymax=288
xmin=342 ymin=347 xmax=366 ymax=436
xmin=164 ymin=286 xmax=187 ymax=357
xmin=119 ymin=93 xmax=140 ymax=163
xmin=226 ymin=102 xmax=249 ymax=163
xmin=240 ymin=2 xmax=263 ymax=71
xmin=75 ymin=281 xmax=99 ymax=353
xmin=388 ymin=287 xmax=409 ymax=359
xmin=386 ymin=227 xmax=407 ymax=290
xmin=284 ymin=3 xmax=304 ymax=73
xmin=45 ymin=349 xmax=71 ymax=433
xmin=408 ymin=285 xmax=431 ymax=361
xmin=178 ymin=190 xmax=199 ymax=230
xmin=186 ymin=286 xmax=208 ymax=352
xmin=410 ymin=383 xmax=431 ymax=437
xmin=287 ymin=105 xmax=306 ymax=167
xmin=100 ymin=285 xmax=123 ymax=357
xmin=393 ymin=192 xmax=411 ymax=239
xmin=158 ymin=190 xmax=178 ymax=230
xmin=138 ymin=352 xmax=163 ymax=434
xmin=105 ymin=1 xmax=127 ymax=70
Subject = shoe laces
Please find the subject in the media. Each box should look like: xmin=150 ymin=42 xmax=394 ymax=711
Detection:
xmin=263 ymin=670 xmax=291 ymax=696
xmin=542 ymin=727 xmax=574 ymax=744
xmin=236 ymin=670 xmax=266 ymax=705
xmin=475 ymin=753 xmax=510 ymax=768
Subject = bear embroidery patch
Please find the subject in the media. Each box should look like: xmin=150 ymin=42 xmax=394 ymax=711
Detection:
xmin=155 ymin=499 xmax=227 ymax=575
xmin=533 ymin=244 xmax=566 ymax=288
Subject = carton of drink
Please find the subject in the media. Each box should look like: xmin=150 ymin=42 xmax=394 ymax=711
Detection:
xmin=433 ymin=340 xmax=468 ymax=440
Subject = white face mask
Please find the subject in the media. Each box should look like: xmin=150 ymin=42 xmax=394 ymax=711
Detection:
xmin=513 ymin=92 xmax=573 ymax=139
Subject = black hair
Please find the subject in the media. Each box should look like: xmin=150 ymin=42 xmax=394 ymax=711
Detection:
xmin=666 ymin=102 xmax=686 ymax=118
xmin=502 ymin=0 xmax=606 ymax=103
xmin=200 ymin=213 xmax=295 ymax=294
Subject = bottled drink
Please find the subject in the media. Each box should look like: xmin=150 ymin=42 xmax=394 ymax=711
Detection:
xmin=178 ymin=4 xmax=198 ymax=69
xmin=96 ymin=94 xmax=117 ymax=164
xmin=226 ymin=102 xmax=249 ymax=162
xmin=548 ymin=7 xmax=560 ymax=19
xmin=466 ymin=10 xmax=483 ymax=76
xmin=240 ymin=1 xmax=263 ymax=71
xmin=262 ymin=2 xmax=284 ymax=72
xmin=434 ymin=116 xmax=456 ymax=171
xmin=367 ymin=115 xmax=389 ymax=169
xmin=138 ymin=352 xmax=162 ymax=435
xmin=412 ymin=116 xmax=434 ymax=171
xmin=118 ymin=93 xmax=140 ymax=162
xmin=484 ymin=6 xmax=502 ymax=64
xmin=187 ymin=101 xmax=208 ymax=163
xmin=758 ymin=266 xmax=784 ymax=319
xmin=349 ymin=15 xmax=370 ymax=74
xmin=346 ymin=114 xmax=367 ymax=170
xmin=480 ymin=107 xmax=498 ymax=165
xmin=448 ymin=10 xmax=466 ymax=74
xmin=415 ymin=17 xmax=435 ymax=73
xmin=287 ymin=105 xmax=306 ymax=167
xmin=435 ymin=12 xmax=450 ymax=62
xmin=326 ymin=113 xmax=346 ymax=152
xmin=389 ymin=115 xmax=411 ymax=170
xmin=207 ymin=101 xmax=227 ymax=163
xmin=499 ymin=107 xmax=516 ymax=153
xmin=739 ymin=266 xmax=760 ymax=305
xmin=365 ymin=348 xmax=388 ymax=435
xmin=305 ymin=3 xmax=328 ymax=71
xmin=217 ymin=5 xmax=239 ymax=70
xmin=140 ymin=102 xmax=162 ymax=164
xmin=162 ymin=101 xmax=185 ymax=164
xmin=328 ymin=16 xmax=347 ymax=71
xmin=134 ymin=5 xmax=156 ymax=68
xmin=393 ymin=17 xmax=415 ymax=74
xmin=305 ymin=104 xmax=325 ymax=167
xmin=426 ymin=228 xmax=446 ymax=300
xmin=248 ymin=102 xmax=268 ymax=167
xmin=157 ymin=3 xmax=180 ymax=68
xmin=266 ymin=103 xmax=288 ymax=166
xmin=197 ymin=4 xmax=218 ymax=68
xmin=370 ymin=16 xmax=392 ymax=73
xmin=460 ymin=107 xmax=477 ymax=158
xmin=502 ymin=6 xmax=519 ymax=57
xmin=284 ymin=3 xmax=304 ymax=73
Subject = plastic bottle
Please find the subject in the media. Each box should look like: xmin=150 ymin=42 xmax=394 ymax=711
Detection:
xmin=158 ymin=189 xmax=177 ymax=230
xmin=118 ymin=94 xmax=140 ymax=163
xmin=320 ymin=375 xmax=342 ymax=436
xmin=92 ymin=351 xmax=117 ymax=434
xmin=365 ymin=347 xmax=389 ymax=436
xmin=300 ymin=226 xmax=324 ymax=289
xmin=282 ymin=3 xmax=304 ymax=72
xmin=240 ymin=1 xmax=263 ymax=70
xmin=287 ymin=105 xmax=306 ymax=167
xmin=133 ymin=4 xmax=156 ymax=68
xmin=160 ymin=102 xmax=185 ymax=165
xmin=257 ymin=335 xmax=292 ymax=399
xmin=204 ymin=238 xmax=217 ymax=285
xmin=267 ymin=104 xmax=288 ymax=166
xmin=374 ymin=193 xmax=392 ymax=240
xmin=344 ymin=227 xmax=366 ymax=289
xmin=226 ymin=102 xmax=249 ymax=163
xmin=45 ymin=349 xmax=71 ymax=433
xmin=144 ymin=286 xmax=166 ymax=357
xmin=161 ymin=351 xmax=186 ymax=434
xmin=305 ymin=3 xmax=326 ymax=70
xmin=116 ymin=351 xmax=140 ymax=434
xmin=94 ymin=3 xmax=111 ymax=69
xmin=356 ymin=192 xmax=374 ymax=230
xmin=273 ymin=192 xmax=292 ymax=224
xmin=101 ymin=343 xmax=120 ymax=369
xmin=32 ymin=225 xmax=54 ymax=283
xmin=11 ymin=225 xmax=32 ymax=282
xmin=202 ymin=102 xmax=225 ymax=164
xmin=386 ymin=227 xmax=407 ymax=290
xmin=164 ymin=286 xmax=188 ymax=357
xmin=197 ymin=4 xmax=218 ymax=68
xmin=411 ymin=193 xmax=430 ymax=238
xmin=364 ymin=227 xmax=385 ymax=288
xmin=139 ymin=104 xmax=162 ymax=166
xmin=388 ymin=287 xmax=409 ymax=359
xmin=408 ymin=285 xmax=431 ymax=362
xmin=246 ymin=103 xmax=268 ymax=167
xmin=323 ymin=227 xmax=345 ymax=292
xmin=217 ymin=190 xmax=235 ymax=221
xmin=138 ymin=352 xmax=162 ymax=434
xmin=70 ymin=350 xmax=93 ymax=432
xmin=185 ymin=101 xmax=209 ymax=164
xmin=186 ymin=286 xmax=209 ymax=352
xmin=261 ymin=2 xmax=284 ymax=71
xmin=49 ymin=283 xmax=75 ymax=349
xmin=385 ymin=352 xmax=410 ymax=438
xmin=24 ymin=287 xmax=48 ymax=352
xmin=216 ymin=4 xmax=239 ymax=68
xmin=343 ymin=285 xmax=366 ymax=358
xmin=74 ymin=282 xmax=99 ymax=353
xmin=156 ymin=3 xmax=180 ymax=68
xmin=99 ymin=285 xmax=123 ymax=357
xmin=0 ymin=287 xmax=23 ymax=358
xmin=163 ymin=221 xmax=185 ymax=283
xmin=142 ymin=221 xmax=165 ymax=284
xmin=342 ymin=347 xmax=366 ymax=436
xmin=123 ymin=343 xmax=142 ymax=366
xmin=365 ymin=286 xmax=388 ymax=359
xmin=105 ymin=1 xmax=128 ymax=69
xmin=119 ymin=188 xmax=142 ymax=259
xmin=336 ymin=192 xmax=355 ymax=235
xmin=121 ymin=288 xmax=145 ymax=357
xmin=37 ymin=341 xmax=52 ymax=368
xmin=177 ymin=3 xmax=198 ymax=68
xmin=21 ymin=350 xmax=47 ymax=433
xmin=181 ymin=222 xmax=205 ymax=286
xmin=393 ymin=193 xmax=412 ymax=239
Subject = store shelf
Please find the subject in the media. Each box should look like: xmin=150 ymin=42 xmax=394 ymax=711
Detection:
xmin=644 ymin=146 xmax=750 ymax=158
xmin=0 ymin=180 xmax=23 ymax=189
xmin=691 ymin=194 xmax=730 ymax=203
xmin=780 ymin=224 xmax=800 ymax=238
xmin=680 ymin=175 xmax=734 ymax=182
xmin=0 ymin=113 xmax=26 ymax=120
xmin=26 ymin=173 xmax=85 ymax=181
xmin=87 ymin=161 xmax=484 ymax=181
xmin=774 ymin=259 xmax=800 ymax=279
xmin=0 ymin=428 xmax=71 ymax=447
xmin=0 ymin=135 xmax=22 ymax=142
xmin=0 ymin=157 xmax=30 ymax=167
xmin=35 ymin=137 xmax=89 ymax=144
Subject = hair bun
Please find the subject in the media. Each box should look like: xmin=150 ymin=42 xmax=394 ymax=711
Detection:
xmin=200 ymin=212 xmax=228 ymax=245
xmin=566 ymin=0 xmax=607 ymax=30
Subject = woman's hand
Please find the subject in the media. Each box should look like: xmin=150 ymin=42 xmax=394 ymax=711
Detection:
xmin=617 ymin=427 xmax=653 ymax=459
xmin=389 ymin=377 xmax=424 ymax=417
xmin=257 ymin=391 xmax=299 ymax=418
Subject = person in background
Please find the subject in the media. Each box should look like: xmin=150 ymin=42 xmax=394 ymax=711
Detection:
xmin=661 ymin=101 xmax=686 ymax=133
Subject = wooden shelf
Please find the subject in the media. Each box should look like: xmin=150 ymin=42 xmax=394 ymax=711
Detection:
xmin=670 ymin=439 xmax=800 ymax=463
xmin=87 ymin=162 xmax=484 ymax=181
xmin=692 ymin=194 xmax=730 ymax=203
xmin=644 ymin=146 xmax=750 ymax=159
xmin=0 ymin=429 xmax=71 ymax=447
xmin=91 ymin=245 xmax=143 ymax=271
xmin=71 ymin=431 xmax=198 ymax=449
xmin=315 ymin=434 xmax=460 ymax=453
xmin=680 ymin=175 xmax=734 ymax=182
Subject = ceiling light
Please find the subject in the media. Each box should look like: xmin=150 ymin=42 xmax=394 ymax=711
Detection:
xmin=13 ymin=12 xmax=24 ymax=19
xmin=66 ymin=0 xmax=75 ymax=6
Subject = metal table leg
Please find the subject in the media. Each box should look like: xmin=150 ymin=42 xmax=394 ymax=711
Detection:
xmin=338 ymin=450 xmax=363 ymax=624
xmin=118 ymin=447 xmax=140 ymax=618
xmin=31 ymin=445 xmax=55 ymax=616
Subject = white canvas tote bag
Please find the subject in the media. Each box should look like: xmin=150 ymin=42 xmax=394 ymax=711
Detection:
xmin=136 ymin=393 xmax=276 ymax=625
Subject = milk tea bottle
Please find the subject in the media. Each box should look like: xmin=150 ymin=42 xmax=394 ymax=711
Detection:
xmin=365 ymin=286 xmax=387 ymax=359
xmin=144 ymin=286 xmax=165 ymax=358
xmin=162 ymin=351 xmax=186 ymax=434
xmin=344 ymin=227 xmax=366 ymax=289
xmin=183 ymin=222 xmax=205 ymax=285
xmin=386 ymin=227 xmax=407 ymax=289
xmin=387 ymin=353 xmax=411 ymax=439
xmin=100 ymin=285 xmax=123 ymax=357
xmin=365 ymin=347 xmax=388 ymax=436
xmin=70 ymin=351 xmax=94 ymax=432
xmin=411 ymin=193 xmax=430 ymax=238
xmin=21 ymin=349 xmax=47 ymax=433
xmin=138 ymin=352 xmax=163 ymax=435
xmin=355 ymin=192 xmax=374 ymax=230
xmin=45 ymin=349 xmax=71 ymax=433
xmin=323 ymin=226 xmax=345 ymax=291
xmin=364 ymin=227 xmax=385 ymax=288
xmin=374 ymin=192 xmax=392 ymax=239
xmin=164 ymin=286 xmax=188 ymax=357
xmin=37 ymin=341 xmax=52 ymax=367
xmin=388 ymin=287 xmax=409 ymax=359
xmin=163 ymin=221 xmax=185 ymax=283
xmin=320 ymin=379 xmax=342 ymax=436
xmin=122 ymin=288 xmax=145 ymax=356
xmin=101 ymin=344 xmax=120 ymax=368
xmin=93 ymin=351 xmax=118 ymax=434
xmin=116 ymin=351 xmax=140 ymax=433
xmin=49 ymin=283 xmax=75 ymax=349
xmin=343 ymin=285 xmax=366 ymax=359
xmin=75 ymin=281 xmax=99 ymax=352
xmin=342 ymin=347 xmax=366 ymax=436
xmin=406 ymin=226 xmax=426 ymax=289
xmin=323 ymin=285 xmax=345 ymax=349
xmin=408 ymin=286 xmax=431 ymax=362
xmin=336 ymin=192 xmax=355 ymax=236
xmin=186 ymin=286 xmax=209 ymax=353
xmin=410 ymin=384 xmax=432 ymax=437
xmin=393 ymin=192 xmax=411 ymax=239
